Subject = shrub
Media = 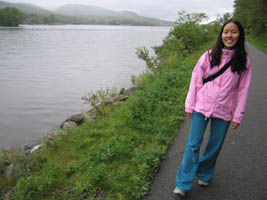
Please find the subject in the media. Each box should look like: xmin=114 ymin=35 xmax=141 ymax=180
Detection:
xmin=155 ymin=10 xmax=214 ymax=59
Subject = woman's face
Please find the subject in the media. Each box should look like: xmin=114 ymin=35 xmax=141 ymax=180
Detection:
xmin=222 ymin=22 xmax=240 ymax=49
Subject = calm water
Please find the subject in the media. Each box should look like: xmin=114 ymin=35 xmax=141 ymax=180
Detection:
xmin=0 ymin=25 xmax=170 ymax=149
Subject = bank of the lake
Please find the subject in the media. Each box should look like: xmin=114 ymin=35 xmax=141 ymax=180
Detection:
xmin=0 ymin=13 xmax=219 ymax=199
xmin=0 ymin=45 xmax=213 ymax=200
xmin=0 ymin=25 xmax=170 ymax=149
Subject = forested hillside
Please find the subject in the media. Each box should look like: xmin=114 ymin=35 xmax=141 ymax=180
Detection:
xmin=0 ymin=0 xmax=173 ymax=26
xmin=0 ymin=1 xmax=51 ymax=15
xmin=55 ymin=4 xmax=139 ymax=17
xmin=0 ymin=7 xmax=22 ymax=26
xmin=234 ymin=0 xmax=267 ymax=36
xmin=234 ymin=0 xmax=267 ymax=53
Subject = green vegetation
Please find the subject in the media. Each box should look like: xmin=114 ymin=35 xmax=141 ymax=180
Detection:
xmin=0 ymin=1 xmax=172 ymax=26
xmin=0 ymin=0 xmax=51 ymax=15
xmin=234 ymin=0 xmax=267 ymax=53
xmin=22 ymin=14 xmax=171 ymax=26
xmin=246 ymin=35 xmax=267 ymax=54
xmin=0 ymin=12 xmax=219 ymax=200
xmin=154 ymin=11 xmax=220 ymax=58
xmin=0 ymin=7 xmax=22 ymax=26
xmin=234 ymin=0 xmax=267 ymax=36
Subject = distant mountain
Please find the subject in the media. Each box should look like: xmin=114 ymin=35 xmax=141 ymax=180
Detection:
xmin=0 ymin=0 xmax=51 ymax=15
xmin=0 ymin=0 xmax=8 ymax=7
xmin=0 ymin=1 xmax=173 ymax=26
xmin=54 ymin=4 xmax=173 ymax=26
xmin=55 ymin=4 xmax=139 ymax=18
xmin=120 ymin=10 xmax=139 ymax=18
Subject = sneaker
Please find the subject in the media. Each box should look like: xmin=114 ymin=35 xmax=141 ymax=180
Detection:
xmin=198 ymin=180 xmax=209 ymax=186
xmin=173 ymin=187 xmax=185 ymax=196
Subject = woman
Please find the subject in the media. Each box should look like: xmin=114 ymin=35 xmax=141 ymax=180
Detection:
xmin=173 ymin=19 xmax=252 ymax=197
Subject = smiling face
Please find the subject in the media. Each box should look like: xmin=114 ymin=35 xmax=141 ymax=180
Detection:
xmin=222 ymin=22 xmax=240 ymax=49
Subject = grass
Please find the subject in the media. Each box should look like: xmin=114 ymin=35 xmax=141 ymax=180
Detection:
xmin=246 ymin=34 xmax=267 ymax=54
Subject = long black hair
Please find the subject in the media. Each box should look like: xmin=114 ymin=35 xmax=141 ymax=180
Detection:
xmin=210 ymin=19 xmax=247 ymax=74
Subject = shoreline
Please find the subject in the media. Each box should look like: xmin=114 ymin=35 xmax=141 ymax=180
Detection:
xmin=0 ymin=24 xmax=169 ymax=150
xmin=5 ymin=86 xmax=137 ymax=155
xmin=0 ymin=15 xmax=219 ymax=199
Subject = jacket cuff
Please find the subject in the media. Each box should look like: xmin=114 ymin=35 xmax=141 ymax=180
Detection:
xmin=232 ymin=116 xmax=243 ymax=124
xmin=185 ymin=107 xmax=194 ymax=113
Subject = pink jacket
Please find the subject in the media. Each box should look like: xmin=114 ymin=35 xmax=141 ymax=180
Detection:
xmin=185 ymin=49 xmax=252 ymax=123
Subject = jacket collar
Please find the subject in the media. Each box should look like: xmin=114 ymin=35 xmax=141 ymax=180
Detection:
xmin=222 ymin=48 xmax=235 ymax=56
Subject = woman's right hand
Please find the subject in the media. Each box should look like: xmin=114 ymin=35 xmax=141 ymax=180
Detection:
xmin=186 ymin=112 xmax=192 ymax=119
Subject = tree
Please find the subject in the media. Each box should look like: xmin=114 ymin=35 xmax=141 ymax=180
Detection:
xmin=0 ymin=7 xmax=22 ymax=26
xmin=234 ymin=0 xmax=267 ymax=36
xmin=155 ymin=11 xmax=212 ymax=57
xmin=216 ymin=13 xmax=233 ymax=25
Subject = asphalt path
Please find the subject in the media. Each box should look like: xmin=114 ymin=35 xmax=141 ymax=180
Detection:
xmin=144 ymin=43 xmax=267 ymax=200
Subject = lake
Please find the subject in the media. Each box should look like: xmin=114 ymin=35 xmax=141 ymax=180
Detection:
xmin=0 ymin=25 xmax=170 ymax=149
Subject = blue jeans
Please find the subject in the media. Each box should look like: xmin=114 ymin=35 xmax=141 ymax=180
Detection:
xmin=176 ymin=111 xmax=230 ymax=192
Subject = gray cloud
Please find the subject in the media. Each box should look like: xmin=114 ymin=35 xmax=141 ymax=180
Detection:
xmin=4 ymin=0 xmax=234 ymax=20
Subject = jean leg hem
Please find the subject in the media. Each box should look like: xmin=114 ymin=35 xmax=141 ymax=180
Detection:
xmin=175 ymin=183 xmax=190 ymax=193
xmin=196 ymin=175 xmax=211 ymax=183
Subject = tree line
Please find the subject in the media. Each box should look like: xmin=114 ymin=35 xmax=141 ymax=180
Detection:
xmin=0 ymin=6 xmax=169 ymax=27
xmin=0 ymin=7 xmax=22 ymax=26
xmin=234 ymin=0 xmax=267 ymax=36
xmin=23 ymin=14 xmax=163 ymax=26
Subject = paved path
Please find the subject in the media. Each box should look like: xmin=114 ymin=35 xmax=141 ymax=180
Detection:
xmin=144 ymin=43 xmax=267 ymax=200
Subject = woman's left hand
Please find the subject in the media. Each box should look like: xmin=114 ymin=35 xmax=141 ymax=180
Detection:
xmin=231 ymin=122 xmax=240 ymax=129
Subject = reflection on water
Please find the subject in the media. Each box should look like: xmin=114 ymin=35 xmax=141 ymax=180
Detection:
xmin=0 ymin=25 xmax=170 ymax=148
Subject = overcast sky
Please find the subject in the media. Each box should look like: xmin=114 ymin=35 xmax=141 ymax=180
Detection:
xmin=4 ymin=0 xmax=235 ymax=21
